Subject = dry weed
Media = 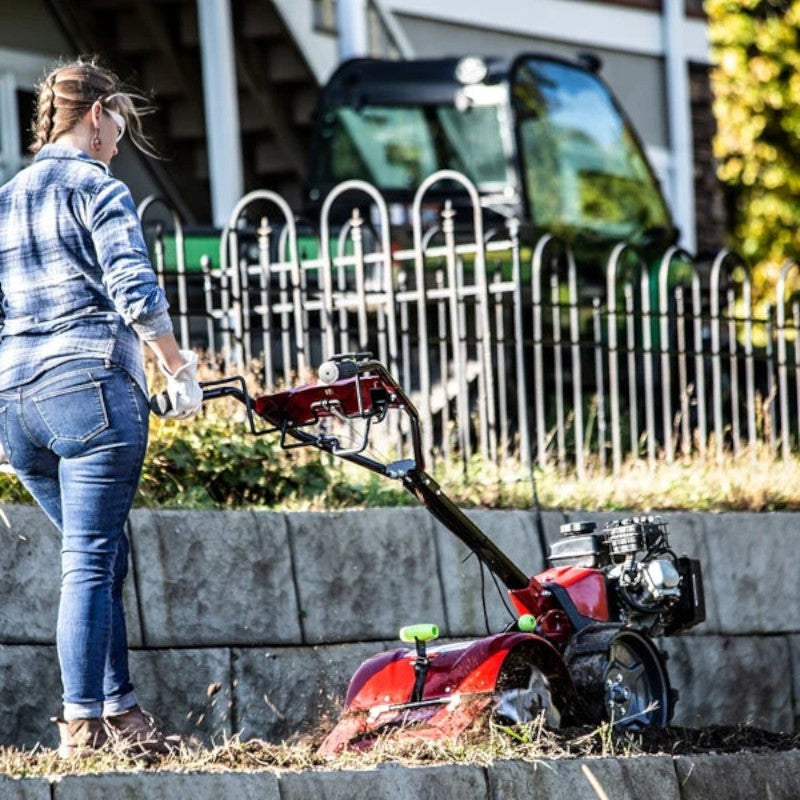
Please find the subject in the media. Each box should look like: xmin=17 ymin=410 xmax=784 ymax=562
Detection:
xmin=1 ymin=719 xmax=796 ymax=780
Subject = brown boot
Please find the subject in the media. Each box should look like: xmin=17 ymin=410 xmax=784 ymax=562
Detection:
xmin=103 ymin=705 xmax=177 ymax=756
xmin=52 ymin=716 xmax=108 ymax=759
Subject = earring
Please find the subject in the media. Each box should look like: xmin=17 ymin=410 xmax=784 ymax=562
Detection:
xmin=91 ymin=131 xmax=102 ymax=151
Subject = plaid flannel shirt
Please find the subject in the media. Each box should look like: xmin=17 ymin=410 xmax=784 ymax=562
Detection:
xmin=0 ymin=144 xmax=172 ymax=396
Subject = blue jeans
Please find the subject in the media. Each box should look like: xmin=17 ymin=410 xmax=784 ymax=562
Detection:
xmin=0 ymin=359 xmax=149 ymax=720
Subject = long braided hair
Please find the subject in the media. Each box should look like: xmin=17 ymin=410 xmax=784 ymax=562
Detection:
xmin=30 ymin=57 xmax=157 ymax=156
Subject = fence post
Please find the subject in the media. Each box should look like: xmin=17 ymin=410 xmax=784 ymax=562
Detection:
xmin=657 ymin=247 xmax=704 ymax=461
xmin=710 ymin=249 xmax=752 ymax=460
xmin=606 ymin=243 xmax=644 ymax=473
xmin=531 ymin=235 xmax=551 ymax=466
xmin=592 ymin=297 xmax=607 ymax=470
xmin=442 ymin=200 xmax=470 ymax=461
xmin=507 ymin=218 xmax=531 ymax=470
xmin=221 ymin=190 xmax=302 ymax=374
xmin=138 ymin=196 xmax=189 ymax=350
xmin=257 ymin=217 xmax=275 ymax=388
xmin=320 ymin=180 xmax=397 ymax=366
xmin=411 ymin=170 xmax=490 ymax=463
xmin=776 ymin=260 xmax=800 ymax=459
xmin=566 ymin=247 xmax=585 ymax=479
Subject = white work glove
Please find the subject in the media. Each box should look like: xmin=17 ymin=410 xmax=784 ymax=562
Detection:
xmin=155 ymin=350 xmax=204 ymax=419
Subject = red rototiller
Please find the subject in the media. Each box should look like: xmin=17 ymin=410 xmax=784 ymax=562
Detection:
xmin=155 ymin=353 xmax=705 ymax=752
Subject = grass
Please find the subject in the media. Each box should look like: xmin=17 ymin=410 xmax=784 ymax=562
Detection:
xmin=346 ymin=445 xmax=800 ymax=514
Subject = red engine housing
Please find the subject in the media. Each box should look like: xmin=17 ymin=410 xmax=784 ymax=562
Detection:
xmin=508 ymin=566 xmax=611 ymax=644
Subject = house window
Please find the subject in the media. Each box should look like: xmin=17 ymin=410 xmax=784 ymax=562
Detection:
xmin=0 ymin=49 xmax=51 ymax=182
xmin=0 ymin=80 xmax=36 ymax=182
xmin=313 ymin=0 xmax=337 ymax=34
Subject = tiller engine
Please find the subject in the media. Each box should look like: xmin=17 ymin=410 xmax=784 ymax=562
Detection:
xmin=179 ymin=354 xmax=705 ymax=753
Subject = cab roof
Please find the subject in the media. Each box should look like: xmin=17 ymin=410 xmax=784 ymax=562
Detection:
xmin=318 ymin=53 xmax=595 ymax=109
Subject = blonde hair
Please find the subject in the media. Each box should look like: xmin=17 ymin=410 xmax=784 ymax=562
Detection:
xmin=30 ymin=57 xmax=158 ymax=157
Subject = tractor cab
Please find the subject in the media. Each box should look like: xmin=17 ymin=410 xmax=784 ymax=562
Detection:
xmin=305 ymin=53 xmax=676 ymax=261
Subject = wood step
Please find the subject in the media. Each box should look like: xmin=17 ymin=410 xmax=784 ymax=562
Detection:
xmin=292 ymin=85 xmax=319 ymax=126
xmin=268 ymin=42 xmax=311 ymax=84
xmin=91 ymin=0 xmax=140 ymax=9
xmin=142 ymin=53 xmax=197 ymax=99
xmin=115 ymin=12 xmax=159 ymax=54
xmin=272 ymin=179 xmax=302 ymax=209
xmin=167 ymin=97 xmax=206 ymax=140
xmin=193 ymin=143 xmax=209 ymax=181
xmin=240 ymin=0 xmax=285 ymax=39
xmin=239 ymin=98 xmax=272 ymax=134
xmin=178 ymin=2 xmax=199 ymax=47
xmin=254 ymin=138 xmax=291 ymax=175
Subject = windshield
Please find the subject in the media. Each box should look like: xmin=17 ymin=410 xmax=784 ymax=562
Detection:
xmin=311 ymin=104 xmax=509 ymax=190
xmin=513 ymin=58 xmax=671 ymax=239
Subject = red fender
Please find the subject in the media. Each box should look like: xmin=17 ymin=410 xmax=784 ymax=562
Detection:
xmin=319 ymin=633 xmax=576 ymax=754
xmin=344 ymin=632 xmax=572 ymax=711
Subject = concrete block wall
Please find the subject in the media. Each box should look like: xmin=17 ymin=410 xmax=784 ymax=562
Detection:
xmin=1 ymin=503 xmax=798 ymax=750
xmin=3 ymin=751 xmax=800 ymax=799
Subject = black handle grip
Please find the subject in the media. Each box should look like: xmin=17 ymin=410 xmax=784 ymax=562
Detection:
xmin=318 ymin=359 xmax=359 ymax=384
xmin=149 ymin=391 xmax=173 ymax=415
xmin=149 ymin=384 xmax=232 ymax=416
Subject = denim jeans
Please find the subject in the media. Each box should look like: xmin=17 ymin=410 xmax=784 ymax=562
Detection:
xmin=0 ymin=359 xmax=149 ymax=720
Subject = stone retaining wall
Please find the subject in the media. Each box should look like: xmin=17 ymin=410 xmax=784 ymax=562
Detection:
xmin=1 ymin=504 xmax=798 ymax=750
xmin=2 ymin=751 xmax=800 ymax=799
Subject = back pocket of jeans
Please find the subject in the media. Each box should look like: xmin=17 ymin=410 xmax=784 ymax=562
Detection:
xmin=33 ymin=381 xmax=109 ymax=443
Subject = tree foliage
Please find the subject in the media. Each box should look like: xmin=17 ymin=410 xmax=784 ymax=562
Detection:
xmin=707 ymin=0 xmax=800 ymax=298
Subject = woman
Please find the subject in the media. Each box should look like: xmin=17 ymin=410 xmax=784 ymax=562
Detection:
xmin=0 ymin=59 xmax=202 ymax=757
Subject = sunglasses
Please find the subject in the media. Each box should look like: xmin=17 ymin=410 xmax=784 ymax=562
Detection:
xmin=104 ymin=107 xmax=126 ymax=143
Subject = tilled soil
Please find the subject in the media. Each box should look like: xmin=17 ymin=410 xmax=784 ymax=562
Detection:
xmin=606 ymin=724 xmax=800 ymax=756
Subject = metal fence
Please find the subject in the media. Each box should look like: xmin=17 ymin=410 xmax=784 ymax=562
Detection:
xmin=138 ymin=171 xmax=800 ymax=474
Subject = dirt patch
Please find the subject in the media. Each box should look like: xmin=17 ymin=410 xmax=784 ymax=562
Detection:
xmin=614 ymin=724 xmax=800 ymax=756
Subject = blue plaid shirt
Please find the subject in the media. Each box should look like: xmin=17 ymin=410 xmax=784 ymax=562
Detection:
xmin=0 ymin=144 xmax=172 ymax=396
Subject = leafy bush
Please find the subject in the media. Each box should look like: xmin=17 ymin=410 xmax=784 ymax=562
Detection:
xmin=708 ymin=0 xmax=800 ymax=302
xmin=139 ymin=411 xmax=330 ymax=508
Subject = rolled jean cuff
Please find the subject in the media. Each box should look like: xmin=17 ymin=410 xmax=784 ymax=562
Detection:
xmin=103 ymin=691 xmax=138 ymax=717
xmin=63 ymin=701 xmax=103 ymax=721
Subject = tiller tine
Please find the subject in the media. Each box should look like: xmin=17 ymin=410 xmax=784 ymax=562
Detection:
xmin=318 ymin=693 xmax=494 ymax=756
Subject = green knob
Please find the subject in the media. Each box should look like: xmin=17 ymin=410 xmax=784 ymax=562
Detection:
xmin=399 ymin=623 xmax=439 ymax=643
xmin=517 ymin=614 xmax=538 ymax=632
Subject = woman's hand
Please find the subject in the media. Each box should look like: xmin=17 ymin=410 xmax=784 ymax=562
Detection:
xmin=156 ymin=350 xmax=203 ymax=419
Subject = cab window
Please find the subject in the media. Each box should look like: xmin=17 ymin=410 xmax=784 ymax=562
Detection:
xmin=513 ymin=58 xmax=670 ymax=239
xmin=313 ymin=103 xmax=508 ymax=190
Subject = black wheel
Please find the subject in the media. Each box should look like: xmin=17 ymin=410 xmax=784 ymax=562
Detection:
xmin=603 ymin=630 xmax=670 ymax=728
xmin=493 ymin=649 xmax=562 ymax=728
xmin=567 ymin=628 xmax=672 ymax=729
